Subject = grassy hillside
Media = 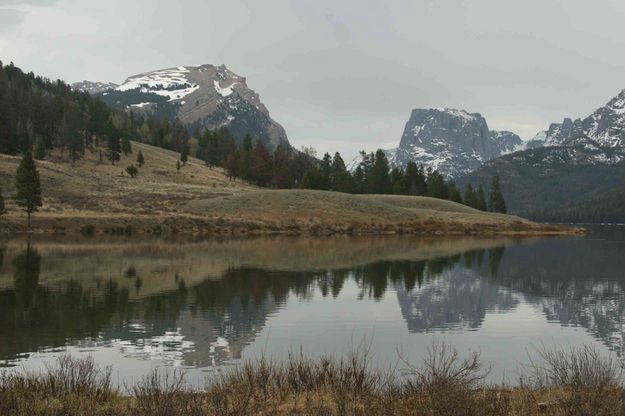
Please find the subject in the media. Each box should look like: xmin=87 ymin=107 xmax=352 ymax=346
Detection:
xmin=0 ymin=142 xmax=579 ymax=236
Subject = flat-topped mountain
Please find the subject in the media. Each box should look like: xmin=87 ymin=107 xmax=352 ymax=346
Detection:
xmin=386 ymin=108 xmax=522 ymax=178
xmin=82 ymin=64 xmax=291 ymax=150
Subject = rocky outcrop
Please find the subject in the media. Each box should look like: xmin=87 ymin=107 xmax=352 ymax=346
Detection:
xmin=389 ymin=108 xmax=522 ymax=178
xmin=89 ymin=65 xmax=290 ymax=151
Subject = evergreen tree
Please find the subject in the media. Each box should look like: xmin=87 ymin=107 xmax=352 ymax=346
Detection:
xmin=368 ymin=149 xmax=391 ymax=194
xmin=476 ymin=185 xmax=487 ymax=211
xmin=176 ymin=160 xmax=181 ymax=171
xmin=272 ymin=145 xmax=292 ymax=188
xmin=464 ymin=184 xmax=477 ymax=208
xmin=180 ymin=142 xmax=189 ymax=165
xmin=121 ymin=136 xmax=132 ymax=155
xmin=106 ymin=124 xmax=121 ymax=165
xmin=426 ymin=169 xmax=447 ymax=199
xmin=0 ymin=185 xmax=5 ymax=216
xmin=238 ymin=134 xmax=254 ymax=181
xmin=403 ymin=161 xmax=419 ymax=195
xmin=125 ymin=165 xmax=138 ymax=178
xmin=390 ymin=167 xmax=404 ymax=194
xmin=352 ymin=165 xmax=366 ymax=194
xmin=490 ymin=175 xmax=507 ymax=213
xmin=15 ymin=151 xmax=42 ymax=230
xmin=224 ymin=150 xmax=240 ymax=180
xmin=447 ymin=182 xmax=463 ymax=204
xmin=318 ymin=153 xmax=332 ymax=190
xmin=250 ymin=139 xmax=273 ymax=186
xmin=330 ymin=152 xmax=352 ymax=193
xmin=136 ymin=150 xmax=144 ymax=166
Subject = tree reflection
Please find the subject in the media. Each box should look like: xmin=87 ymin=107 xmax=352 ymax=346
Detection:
xmin=12 ymin=238 xmax=41 ymax=308
xmin=0 ymin=240 xmax=510 ymax=366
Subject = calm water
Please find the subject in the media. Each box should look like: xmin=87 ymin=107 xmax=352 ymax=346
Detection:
xmin=1 ymin=226 xmax=625 ymax=386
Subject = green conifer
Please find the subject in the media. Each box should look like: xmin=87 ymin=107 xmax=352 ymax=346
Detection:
xmin=15 ymin=151 xmax=42 ymax=230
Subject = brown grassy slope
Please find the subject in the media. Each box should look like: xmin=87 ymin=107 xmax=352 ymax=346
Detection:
xmin=0 ymin=142 xmax=580 ymax=235
xmin=188 ymin=190 xmax=580 ymax=235
xmin=0 ymin=142 xmax=252 ymax=234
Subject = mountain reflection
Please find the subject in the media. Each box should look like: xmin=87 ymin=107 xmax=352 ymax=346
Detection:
xmin=1 ymin=231 xmax=625 ymax=367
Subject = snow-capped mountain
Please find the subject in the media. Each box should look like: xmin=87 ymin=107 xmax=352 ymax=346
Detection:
xmin=72 ymin=80 xmax=119 ymax=95
xmin=385 ymin=108 xmax=522 ymax=178
xmin=91 ymin=64 xmax=290 ymax=151
xmin=527 ymin=89 xmax=625 ymax=155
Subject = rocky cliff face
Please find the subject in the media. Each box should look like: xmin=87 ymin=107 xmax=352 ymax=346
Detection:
xmin=527 ymin=89 xmax=625 ymax=155
xmin=72 ymin=80 xmax=119 ymax=95
xmin=389 ymin=108 xmax=522 ymax=178
xmin=87 ymin=64 xmax=290 ymax=151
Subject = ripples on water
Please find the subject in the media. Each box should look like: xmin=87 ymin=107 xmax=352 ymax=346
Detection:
xmin=0 ymin=225 xmax=624 ymax=385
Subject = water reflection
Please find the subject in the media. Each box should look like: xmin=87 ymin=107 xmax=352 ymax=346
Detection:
xmin=0 ymin=230 xmax=624 ymax=372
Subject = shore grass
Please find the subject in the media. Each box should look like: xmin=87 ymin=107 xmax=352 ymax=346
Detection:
xmin=1 ymin=344 xmax=623 ymax=415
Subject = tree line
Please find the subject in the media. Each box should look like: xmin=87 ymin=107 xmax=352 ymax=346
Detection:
xmin=190 ymin=127 xmax=507 ymax=213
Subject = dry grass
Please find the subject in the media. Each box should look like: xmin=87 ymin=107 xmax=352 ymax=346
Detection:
xmin=1 ymin=344 xmax=624 ymax=415
xmin=0 ymin=142 xmax=582 ymax=236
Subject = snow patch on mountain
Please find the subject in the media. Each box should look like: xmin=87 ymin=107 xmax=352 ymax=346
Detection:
xmin=117 ymin=66 xmax=200 ymax=102
xmin=382 ymin=108 xmax=523 ymax=178
xmin=213 ymin=80 xmax=237 ymax=97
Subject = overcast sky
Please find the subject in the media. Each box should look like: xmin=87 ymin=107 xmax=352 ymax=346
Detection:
xmin=2 ymin=0 xmax=625 ymax=159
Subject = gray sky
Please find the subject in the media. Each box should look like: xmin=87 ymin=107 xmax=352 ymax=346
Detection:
xmin=2 ymin=0 xmax=625 ymax=160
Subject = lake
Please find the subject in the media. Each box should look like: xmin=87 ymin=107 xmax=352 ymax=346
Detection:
xmin=1 ymin=225 xmax=624 ymax=387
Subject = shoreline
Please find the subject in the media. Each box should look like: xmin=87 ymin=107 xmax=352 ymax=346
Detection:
xmin=0 ymin=213 xmax=588 ymax=237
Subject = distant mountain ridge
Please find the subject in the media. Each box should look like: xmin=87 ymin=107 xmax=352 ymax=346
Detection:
xmin=457 ymin=89 xmax=625 ymax=216
xmin=72 ymin=80 xmax=119 ymax=95
xmin=75 ymin=64 xmax=291 ymax=151
xmin=371 ymin=108 xmax=522 ymax=178
xmin=527 ymin=89 xmax=625 ymax=154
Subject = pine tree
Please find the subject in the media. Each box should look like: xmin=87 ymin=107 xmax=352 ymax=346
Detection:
xmin=224 ymin=150 xmax=240 ymax=180
xmin=106 ymin=124 xmax=121 ymax=165
xmin=121 ymin=136 xmax=132 ymax=155
xmin=490 ymin=175 xmax=507 ymax=213
xmin=403 ymin=161 xmax=419 ymax=195
xmin=0 ymin=185 xmax=5 ymax=216
xmin=136 ymin=150 xmax=144 ymax=166
xmin=319 ymin=153 xmax=332 ymax=190
xmin=368 ymin=149 xmax=391 ymax=194
xmin=180 ymin=142 xmax=189 ymax=165
xmin=272 ymin=145 xmax=292 ymax=188
xmin=15 ymin=151 xmax=42 ymax=230
xmin=238 ymin=134 xmax=254 ymax=181
xmin=447 ymin=182 xmax=463 ymax=204
xmin=330 ymin=152 xmax=352 ymax=193
xmin=464 ymin=184 xmax=477 ymax=208
xmin=250 ymin=139 xmax=273 ymax=186
xmin=426 ymin=170 xmax=447 ymax=199
xmin=476 ymin=185 xmax=488 ymax=211
xmin=125 ymin=165 xmax=138 ymax=178
xmin=390 ymin=167 xmax=404 ymax=194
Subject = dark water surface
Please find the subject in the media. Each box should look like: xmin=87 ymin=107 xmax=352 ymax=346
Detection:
xmin=1 ymin=225 xmax=624 ymax=386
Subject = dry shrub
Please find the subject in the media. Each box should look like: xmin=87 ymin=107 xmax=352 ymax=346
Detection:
xmin=527 ymin=344 xmax=623 ymax=389
xmin=397 ymin=342 xmax=491 ymax=415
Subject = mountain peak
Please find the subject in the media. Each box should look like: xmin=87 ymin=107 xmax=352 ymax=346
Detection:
xmin=388 ymin=107 xmax=520 ymax=178
xmin=93 ymin=64 xmax=289 ymax=150
xmin=72 ymin=80 xmax=119 ymax=94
